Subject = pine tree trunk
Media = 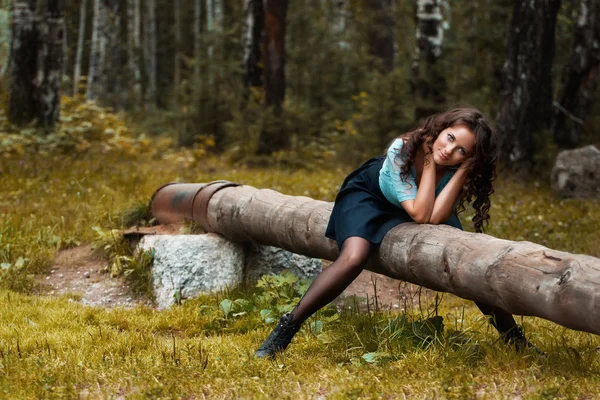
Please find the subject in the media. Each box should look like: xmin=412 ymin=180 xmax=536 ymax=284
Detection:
xmin=150 ymin=182 xmax=600 ymax=336
xmin=36 ymin=0 xmax=65 ymax=129
xmin=127 ymin=0 xmax=142 ymax=107
xmin=8 ymin=0 xmax=38 ymax=125
xmin=144 ymin=0 xmax=156 ymax=110
xmin=367 ymin=0 xmax=394 ymax=74
xmin=412 ymin=0 xmax=448 ymax=120
xmin=496 ymin=0 xmax=561 ymax=174
xmin=193 ymin=0 xmax=202 ymax=87
xmin=552 ymin=0 xmax=599 ymax=148
xmin=205 ymin=0 xmax=214 ymax=84
xmin=258 ymin=0 xmax=289 ymax=155
xmin=86 ymin=0 xmax=103 ymax=101
xmin=72 ymin=0 xmax=86 ymax=96
xmin=242 ymin=0 xmax=263 ymax=90
xmin=173 ymin=0 xmax=181 ymax=109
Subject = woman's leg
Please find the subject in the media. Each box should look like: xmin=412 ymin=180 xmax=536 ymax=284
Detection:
xmin=290 ymin=237 xmax=371 ymax=324
xmin=255 ymin=237 xmax=371 ymax=357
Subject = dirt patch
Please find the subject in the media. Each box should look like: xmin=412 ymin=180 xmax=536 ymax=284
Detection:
xmin=38 ymin=243 xmax=423 ymax=312
xmin=335 ymin=265 xmax=432 ymax=313
xmin=36 ymin=245 xmax=147 ymax=308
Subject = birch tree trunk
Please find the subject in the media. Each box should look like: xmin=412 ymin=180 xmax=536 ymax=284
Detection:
xmin=552 ymin=0 xmax=599 ymax=148
xmin=149 ymin=182 xmax=600 ymax=336
xmin=412 ymin=0 xmax=447 ymax=120
xmin=242 ymin=0 xmax=263 ymax=91
xmin=367 ymin=0 xmax=394 ymax=74
xmin=0 ymin=2 xmax=11 ymax=78
xmin=72 ymin=0 xmax=86 ymax=96
xmin=496 ymin=0 xmax=561 ymax=174
xmin=36 ymin=0 xmax=65 ymax=129
xmin=258 ymin=0 xmax=289 ymax=155
xmin=8 ymin=0 xmax=37 ymax=125
xmin=144 ymin=0 xmax=156 ymax=110
xmin=331 ymin=0 xmax=349 ymax=50
xmin=127 ymin=0 xmax=141 ymax=107
xmin=86 ymin=0 xmax=120 ymax=105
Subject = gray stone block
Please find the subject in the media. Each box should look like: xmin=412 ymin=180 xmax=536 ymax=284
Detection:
xmin=139 ymin=233 xmax=244 ymax=309
xmin=137 ymin=233 xmax=322 ymax=309
xmin=551 ymin=145 xmax=600 ymax=198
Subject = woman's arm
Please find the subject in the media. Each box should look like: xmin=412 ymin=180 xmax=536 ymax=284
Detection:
xmin=400 ymin=146 xmax=437 ymax=223
xmin=429 ymin=165 xmax=469 ymax=224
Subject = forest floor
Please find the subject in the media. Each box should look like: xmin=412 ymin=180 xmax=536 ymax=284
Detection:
xmin=36 ymin=243 xmax=425 ymax=312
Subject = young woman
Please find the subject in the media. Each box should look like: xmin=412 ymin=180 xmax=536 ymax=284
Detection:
xmin=255 ymin=107 xmax=539 ymax=358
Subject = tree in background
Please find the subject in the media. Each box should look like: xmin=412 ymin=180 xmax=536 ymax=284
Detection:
xmin=552 ymin=0 xmax=599 ymax=148
xmin=87 ymin=0 xmax=120 ymax=106
xmin=126 ymin=0 xmax=142 ymax=106
xmin=143 ymin=0 xmax=156 ymax=110
xmin=242 ymin=0 xmax=263 ymax=93
xmin=258 ymin=0 xmax=289 ymax=155
xmin=496 ymin=0 xmax=561 ymax=173
xmin=411 ymin=0 xmax=448 ymax=120
xmin=367 ymin=0 xmax=395 ymax=74
xmin=8 ymin=0 xmax=65 ymax=129
xmin=72 ymin=0 xmax=86 ymax=96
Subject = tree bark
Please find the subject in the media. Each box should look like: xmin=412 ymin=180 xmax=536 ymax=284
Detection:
xmin=127 ymin=0 xmax=142 ymax=107
xmin=496 ymin=0 xmax=561 ymax=174
xmin=0 ymin=2 xmax=12 ymax=78
xmin=193 ymin=0 xmax=202 ymax=87
xmin=86 ymin=0 xmax=103 ymax=101
xmin=173 ymin=0 xmax=181 ymax=109
xmin=367 ymin=0 xmax=395 ymax=74
xmin=412 ymin=0 xmax=448 ymax=120
xmin=242 ymin=0 xmax=263 ymax=90
xmin=144 ymin=0 xmax=156 ymax=110
xmin=258 ymin=0 xmax=289 ymax=155
xmin=87 ymin=0 xmax=120 ymax=104
xmin=72 ymin=0 xmax=86 ymax=96
xmin=205 ymin=0 xmax=214 ymax=84
xmin=8 ymin=0 xmax=38 ymax=125
xmin=8 ymin=0 xmax=64 ymax=128
xmin=552 ymin=0 xmax=599 ymax=148
xmin=149 ymin=182 xmax=600 ymax=336
xmin=36 ymin=0 xmax=65 ymax=129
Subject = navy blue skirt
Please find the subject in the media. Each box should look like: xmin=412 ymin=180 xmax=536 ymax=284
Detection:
xmin=325 ymin=156 xmax=462 ymax=249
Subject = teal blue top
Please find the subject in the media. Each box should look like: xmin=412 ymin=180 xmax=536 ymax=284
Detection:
xmin=378 ymin=138 xmax=454 ymax=208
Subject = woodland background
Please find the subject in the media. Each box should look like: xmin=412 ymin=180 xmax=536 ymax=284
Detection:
xmin=1 ymin=0 xmax=599 ymax=174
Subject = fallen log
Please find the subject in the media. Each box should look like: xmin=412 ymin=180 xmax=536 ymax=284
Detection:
xmin=150 ymin=181 xmax=600 ymax=336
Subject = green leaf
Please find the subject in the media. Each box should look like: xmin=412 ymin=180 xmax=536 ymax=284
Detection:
xmin=361 ymin=352 xmax=390 ymax=364
xmin=219 ymin=299 xmax=233 ymax=317
xmin=234 ymin=298 xmax=252 ymax=311
xmin=310 ymin=320 xmax=323 ymax=334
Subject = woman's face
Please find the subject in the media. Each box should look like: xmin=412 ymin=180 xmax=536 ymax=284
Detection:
xmin=432 ymin=124 xmax=476 ymax=166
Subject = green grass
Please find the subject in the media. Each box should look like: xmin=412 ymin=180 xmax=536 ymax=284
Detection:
xmin=0 ymin=289 xmax=599 ymax=398
xmin=1 ymin=100 xmax=600 ymax=398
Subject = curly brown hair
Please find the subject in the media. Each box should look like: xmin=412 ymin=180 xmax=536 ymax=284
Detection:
xmin=385 ymin=107 xmax=498 ymax=233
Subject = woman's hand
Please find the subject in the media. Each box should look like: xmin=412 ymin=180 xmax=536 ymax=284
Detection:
xmin=458 ymin=156 xmax=475 ymax=173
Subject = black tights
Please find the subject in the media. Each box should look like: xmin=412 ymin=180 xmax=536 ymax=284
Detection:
xmin=290 ymin=236 xmax=517 ymax=335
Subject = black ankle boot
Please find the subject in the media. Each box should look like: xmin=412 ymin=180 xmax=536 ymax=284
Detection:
xmin=255 ymin=314 xmax=301 ymax=358
xmin=503 ymin=325 xmax=545 ymax=355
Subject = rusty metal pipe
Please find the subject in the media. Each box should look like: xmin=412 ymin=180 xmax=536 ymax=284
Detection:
xmin=149 ymin=181 xmax=239 ymax=227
